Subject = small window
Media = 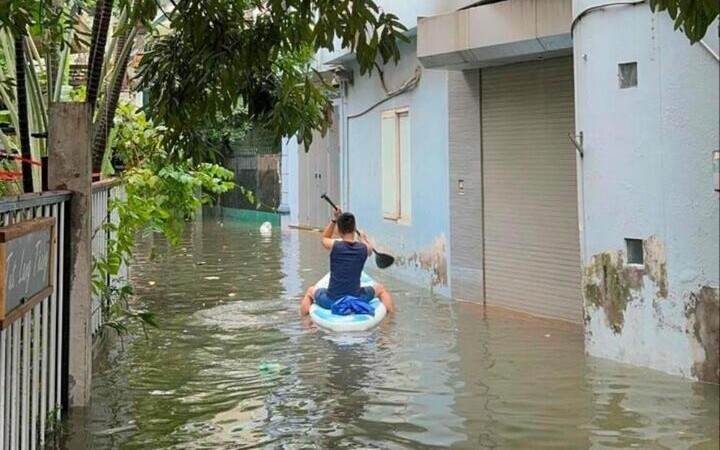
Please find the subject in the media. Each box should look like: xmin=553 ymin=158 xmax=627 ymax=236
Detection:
xmin=626 ymin=238 xmax=644 ymax=265
xmin=619 ymin=62 xmax=638 ymax=89
xmin=381 ymin=108 xmax=411 ymax=224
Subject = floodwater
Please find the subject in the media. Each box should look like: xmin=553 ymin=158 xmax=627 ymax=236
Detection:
xmin=64 ymin=217 xmax=719 ymax=449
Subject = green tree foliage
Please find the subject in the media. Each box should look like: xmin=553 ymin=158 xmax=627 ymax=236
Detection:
xmin=102 ymin=103 xmax=235 ymax=252
xmin=650 ymin=0 xmax=719 ymax=43
xmin=130 ymin=0 xmax=407 ymax=159
xmin=93 ymin=104 xmax=236 ymax=333
xmin=201 ymin=106 xmax=253 ymax=155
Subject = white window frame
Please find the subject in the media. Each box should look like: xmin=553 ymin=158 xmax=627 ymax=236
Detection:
xmin=381 ymin=107 xmax=411 ymax=225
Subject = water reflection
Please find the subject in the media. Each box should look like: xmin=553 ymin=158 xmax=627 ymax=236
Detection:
xmin=451 ymin=303 xmax=719 ymax=449
xmin=63 ymin=218 xmax=720 ymax=449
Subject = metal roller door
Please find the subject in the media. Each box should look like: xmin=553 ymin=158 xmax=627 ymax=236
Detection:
xmin=481 ymin=57 xmax=582 ymax=322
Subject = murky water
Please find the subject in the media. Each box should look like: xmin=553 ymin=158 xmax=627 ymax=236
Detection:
xmin=64 ymin=217 xmax=719 ymax=449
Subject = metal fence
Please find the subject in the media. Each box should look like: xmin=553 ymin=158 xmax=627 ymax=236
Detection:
xmin=91 ymin=181 xmax=126 ymax=337
xmin=0 ymin=191 xmax=71 ymax=450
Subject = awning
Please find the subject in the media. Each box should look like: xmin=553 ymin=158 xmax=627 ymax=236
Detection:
xmin=417 ymin=0 xmax=572 ymax=70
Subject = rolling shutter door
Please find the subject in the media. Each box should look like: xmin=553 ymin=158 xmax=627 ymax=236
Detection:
xmin=481 ymin=57 xmax=582 ymax=322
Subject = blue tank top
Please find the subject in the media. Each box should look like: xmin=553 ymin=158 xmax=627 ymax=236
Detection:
xmin=327 ymin=240 xmax=368 ymax=300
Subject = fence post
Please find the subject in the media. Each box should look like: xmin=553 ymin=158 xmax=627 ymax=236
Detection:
xmin=48 ymin=103 xmax=93 ymax=408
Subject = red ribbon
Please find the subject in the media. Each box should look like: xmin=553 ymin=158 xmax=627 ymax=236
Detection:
xmin=0 ymin=170 xmax=23 ymax=181
xmin=0 ymin=152 xmax=43 ymax=167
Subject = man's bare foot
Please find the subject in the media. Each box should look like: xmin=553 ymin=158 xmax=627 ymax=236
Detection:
xmin=300 ymin=287 xmax=314 ymax=316
xmin=374 ymin=283 xmax=396 ymax=313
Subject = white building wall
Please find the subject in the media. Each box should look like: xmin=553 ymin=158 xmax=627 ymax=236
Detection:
xmin=343 ymin=39 xmax=451 ymax=295
xmin=573 ymin=1 xmax=719 ymax=382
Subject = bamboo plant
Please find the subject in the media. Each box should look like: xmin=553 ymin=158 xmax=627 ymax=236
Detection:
xmin=0 ymin=0 xmax=143 ymax=191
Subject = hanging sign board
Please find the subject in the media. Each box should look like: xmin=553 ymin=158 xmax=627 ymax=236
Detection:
xmin=0 ymin=217 xmax=55 ymax=329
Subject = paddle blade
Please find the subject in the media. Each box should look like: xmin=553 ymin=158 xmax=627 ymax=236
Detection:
xmin=374 ymin=251 xmax=395 ymax=269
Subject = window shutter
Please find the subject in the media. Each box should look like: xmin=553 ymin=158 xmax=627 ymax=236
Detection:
xmin=381 ymin=113 xmax=399 ymax=219
xmin=398 ymin=112 xmax=411 ymax=223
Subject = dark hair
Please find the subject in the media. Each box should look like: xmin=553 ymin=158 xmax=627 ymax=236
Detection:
xmin=336 ymin=212 xmax=356 ymax=235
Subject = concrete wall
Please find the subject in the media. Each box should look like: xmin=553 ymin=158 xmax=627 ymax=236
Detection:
xmin=221 ymin=154 xmax=280 ymax=212
xmin=343 ymin=39 xmax=451 ymax=295
xmin=417 ymin=0 xmax=572 ymax=70
xmin=223 ymin=127 xmax=281 ymax=212
xmin=574 ymin=2 xmax=720 ymax=382
xmin=447 ymin=70 xmax=483 ymax=302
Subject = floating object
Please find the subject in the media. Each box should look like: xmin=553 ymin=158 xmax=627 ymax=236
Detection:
xmin=309 ymin=272 xmax=387 ymax=332
xmin=92 ymin=424 xmax=137 ymax=437
xmin=204 ymin=276 xmax=220 ymax=280
xmin=148 ymin=281 xmax=156 ymax=286
xmin=259 ymin=221 xmax=272 ymax=237
xmin=258 ymin=361 xmax=288 ymax=374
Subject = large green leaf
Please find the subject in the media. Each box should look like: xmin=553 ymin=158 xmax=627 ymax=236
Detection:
xmin=650 ymin=0 xmax=719 ymax=43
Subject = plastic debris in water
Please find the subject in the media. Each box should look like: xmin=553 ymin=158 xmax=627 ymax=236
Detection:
xmin=205 ymin=276 xmax=220 ymax=280
xmin=92 ymin=424 xmax=137 ymax=436
xmin=148 ymin=281 xmax=156 ymax=286
xmin=260 ymin=221 xmax=272 ymax=237
xmin=258 ymin=361 xmax=288 ymax=375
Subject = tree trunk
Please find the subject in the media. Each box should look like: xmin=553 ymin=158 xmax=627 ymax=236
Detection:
xmin=86 ymin=0 xmax=115 ymax=109
xmin=92 ymin=30 xmax=133 ymax=172
xmin=15 ymin=35 xmax=33 ymax=193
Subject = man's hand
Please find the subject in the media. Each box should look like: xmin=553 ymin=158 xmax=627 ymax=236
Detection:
xmin=358 ymin=230 xmax=374 ymax=256
xmin=322 ymin=207 xmax=341 ymax=250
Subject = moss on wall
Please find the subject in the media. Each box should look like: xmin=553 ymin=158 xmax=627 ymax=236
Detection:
xmin=583 ymin=236 xmax=668 ymax=334
xmin=686 ymin=286 xmax=720 ymax=383
xmin=584 ymin=252 xmax=644 ymax=333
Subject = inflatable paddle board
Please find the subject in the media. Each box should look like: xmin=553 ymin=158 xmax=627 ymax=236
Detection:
xmin=309 ymin=272 xmax=387 ymax=332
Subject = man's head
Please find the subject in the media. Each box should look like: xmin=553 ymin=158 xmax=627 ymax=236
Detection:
xmin=336 ymin=212 xmax=356 ymax=235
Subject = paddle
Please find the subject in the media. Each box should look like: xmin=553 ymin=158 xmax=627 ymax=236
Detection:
xmin=321 ymin=194 xmax=395 ymax=269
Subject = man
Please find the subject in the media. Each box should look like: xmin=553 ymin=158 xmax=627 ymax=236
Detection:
xmin=300 ymin=208 xmax=396 ymax=316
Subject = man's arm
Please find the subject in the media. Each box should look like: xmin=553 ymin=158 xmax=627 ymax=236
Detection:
xmin=321 ymin=207 xmax=342 ymax=250
xmin=358 ymin=230 xmax=373 ymax=257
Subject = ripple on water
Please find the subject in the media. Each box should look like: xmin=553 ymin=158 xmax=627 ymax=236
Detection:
xmin=194 ymin=299 xmax=289 ymax=330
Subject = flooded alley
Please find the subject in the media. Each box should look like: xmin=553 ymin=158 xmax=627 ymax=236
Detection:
xmin=64 ymin=217 xmax=720 ymax=449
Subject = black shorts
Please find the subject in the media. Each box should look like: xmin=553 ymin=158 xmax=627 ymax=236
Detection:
xmin=314 ymin=286 xmax=376 ymax=309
